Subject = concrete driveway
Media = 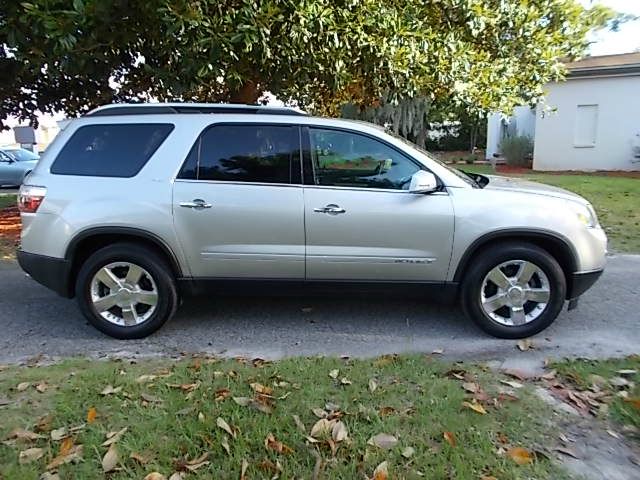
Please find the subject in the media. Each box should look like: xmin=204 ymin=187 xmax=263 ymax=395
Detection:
xmin=1 ymin=254 xmax=638 ymax=366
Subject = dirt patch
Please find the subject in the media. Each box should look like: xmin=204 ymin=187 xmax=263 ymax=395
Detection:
xmin=496 ymin=165 xmax=532 ymax=175
xmin=0 ymin=207 xmax=21 ymax=258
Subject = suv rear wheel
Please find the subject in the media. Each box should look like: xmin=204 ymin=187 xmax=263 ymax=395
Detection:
xmin=461 ymin=242 xmax=566 ymax=339
xmin=75 ymin=243 xmax=178 ymax=339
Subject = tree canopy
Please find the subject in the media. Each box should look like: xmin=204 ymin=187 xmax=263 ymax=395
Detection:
xmin=0 ymin=0 xmax=616 ymax=127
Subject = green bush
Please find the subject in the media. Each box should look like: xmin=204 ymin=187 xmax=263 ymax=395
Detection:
xmin=499 ymin=135 xmax=533 ymax=167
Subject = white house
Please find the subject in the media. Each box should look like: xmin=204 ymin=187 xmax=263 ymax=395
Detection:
xmin=486 ymin=52 xmax=640 ymax=171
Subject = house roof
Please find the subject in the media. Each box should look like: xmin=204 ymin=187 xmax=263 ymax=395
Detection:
xmin=565 ymin=52 xmax=640 ymax=78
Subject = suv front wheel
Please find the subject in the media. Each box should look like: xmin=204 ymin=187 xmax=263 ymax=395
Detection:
xmin=75 ymin=243 xmax=178 ymax=339
xmin=461 ymin=242 xmax=566 ymax=339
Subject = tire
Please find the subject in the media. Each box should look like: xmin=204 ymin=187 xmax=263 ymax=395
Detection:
xmin=75 ymin=243 xmax=178 ymax=339
xmin=460 ymin=242 xmax=566 ymax=339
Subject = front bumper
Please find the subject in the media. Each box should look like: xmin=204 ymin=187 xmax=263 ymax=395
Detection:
xmin=17 ymin=250 xmax=73 ymax=298
xmin=567 ymin=269 xmax=603 ymax=300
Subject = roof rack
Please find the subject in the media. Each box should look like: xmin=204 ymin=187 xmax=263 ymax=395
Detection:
xmin=85 ymin=103 xmax=307 ymax=117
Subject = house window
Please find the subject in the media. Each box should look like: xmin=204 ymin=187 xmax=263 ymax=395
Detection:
xmin=574 ymin=104 xmax=598 ymax=148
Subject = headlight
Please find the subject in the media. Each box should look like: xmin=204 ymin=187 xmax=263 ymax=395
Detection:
xmin=570 ymin=202 xmax=598 ymax=228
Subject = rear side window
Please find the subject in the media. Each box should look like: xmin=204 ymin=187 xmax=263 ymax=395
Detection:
xmin=178 ymin=124 xmax=300 ymax=184
xmin=51 ymin=123 xmax=174 ymax=177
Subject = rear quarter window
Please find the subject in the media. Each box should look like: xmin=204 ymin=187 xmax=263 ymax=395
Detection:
xmin=51 ymin=123 xmax=174 ymax=177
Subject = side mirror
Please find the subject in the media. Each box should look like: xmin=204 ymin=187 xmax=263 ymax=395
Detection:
xmin=409 ymin=170 xmax=438 ymax=194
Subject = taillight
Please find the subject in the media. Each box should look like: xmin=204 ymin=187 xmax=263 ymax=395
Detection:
xmin=18 ymin=185 xmax=47 ymax=213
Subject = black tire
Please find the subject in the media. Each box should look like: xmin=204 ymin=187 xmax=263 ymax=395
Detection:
xmin=460 ymin=242 xmax=566 ymax=339
xmin=75 ymin=243 xmax=178 ymax=339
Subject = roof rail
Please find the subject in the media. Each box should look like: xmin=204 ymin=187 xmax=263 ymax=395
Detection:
xmin=85 ymin=103 xmax=307 ymax=117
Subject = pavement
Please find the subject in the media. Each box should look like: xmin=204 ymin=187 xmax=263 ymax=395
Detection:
xmin=1 ymin=254 xmax=638 ymax=367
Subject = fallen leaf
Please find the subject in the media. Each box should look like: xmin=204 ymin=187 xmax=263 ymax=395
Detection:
xmin=462 ymin=382 xmax=480 ymax=393
xmin=610 ymin=377 xmax=630 ymax=388
xmin=373 ymin=354 xmax=397 ymax=367
xmin=177 ymin=452 xmax=210 ymax=472
xmin=136 ymin=374 xmax=158 ymax=383
xmin=46 ymin=444 xmax=83 ymax=470
xmin=241 ymin=458 xmax=249 ymax=480
xmin=217 ymin=417 xmax=236 ymax=438
xmin=310 ymin=418 xmax=333 ymax=438
xmin=143 ymin=474 xmax=166 ymax=480
xmin=39 ymin=473 xmax=61 ymax=480
xmin=102 ymin=444 xmax=119 ymax=472
xmin=19 ymin=447 xmax=44 ymax=464
xmin=517 ymin=339 xmax=534 ymax=351
xmin=102 ymin=427 xmax=127 ymax=447
xmin=214 ymin=388 xmax=230 ymax=401
xmin=328 ymin=369 xmax=339 ymax=379
xmin=500 ymin=379 xmax=524 ymax=389
xmin=463 ymin=401 xmax=487 ymax=415
xmin=250 ymin=382 xmax=273 ymax=396
xmin=373 ymin=460 xmax=389 ymax=480
xmin=167 ymin=382 xmax=200 ymax=393
xmin=35 ymin=414 xmax=54 ymax=433
xmin=6 ymin=428 xmax=45 ymax=442
xmin=169 ymin=473 xmax=186 ymax=480
xmin=86 ymin=407 xmax=97 ymax=423
xmin=340 ymin=377 xmax=352 ymax=385
xmin=502 ymin=369 xmax=531 ymax=381
xmin=368 ymin=378 xmax=378 ymax=392
xmin=35 ymin=381 xmax=48 ymax=393
xmin=443 ymin=431 xmax=456 ymax=447
xmin=402 ymin=446 xmax=415 ymax=458
xmin=130 ymin=451 xmax=153 ymax=464
xmin=59 ymin=436 xmax=75 ymax=456
xmin=554 ymin=446 xmax=580 ymax=459
xmin=507 ymin=447 xmax=534 ymax=465
xmin=623 ymin=398 xmax=640 ymax=410
xmin=264 ymin=433 xmax=293 ymax=454
xmin=17 ymin=382 xmax=30 ymax=391
xmin=233 ymin=396 xmax=251 ymax=406
xmin=332 ymin=421 xmax=348 ymax=442
xmin=292 ymin=414 xmax=306 ymax=433
xmin=221 ymin=436 xmax=231 ymax=455
xmin=50 ymin=427 xmax=67 ymax=441
xmin=367 ymin=433 xmax=398 ymax=449
xmin=140 ymin=393 xmax=163 ymax=404
xmin=312 ymin=407 xmax=327 ymax=419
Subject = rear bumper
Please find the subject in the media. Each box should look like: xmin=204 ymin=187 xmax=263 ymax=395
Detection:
xmin=567 ymin=269 xmax=603 ymax=300
xmin=17 ymin=250 xmax=73 ymax=298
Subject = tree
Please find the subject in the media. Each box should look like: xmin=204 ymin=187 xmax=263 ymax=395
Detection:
xmin=0 ymin=0 xmax=616 ymax=127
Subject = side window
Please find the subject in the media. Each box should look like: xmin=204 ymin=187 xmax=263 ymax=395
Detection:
xmin=179 ymin=124 xmax=299 ymax=184
xmin=51 ymin=123 xmax=173 ymax=177
xmin=309 ymin=128 xmax=419 ymax=190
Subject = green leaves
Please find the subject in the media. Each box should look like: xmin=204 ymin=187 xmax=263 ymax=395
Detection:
xmin=0 ymin=0 xmax=618 ymax=126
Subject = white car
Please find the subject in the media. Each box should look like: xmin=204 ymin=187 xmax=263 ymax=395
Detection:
xmin=17 ymin=103 xmax=607 ymax=339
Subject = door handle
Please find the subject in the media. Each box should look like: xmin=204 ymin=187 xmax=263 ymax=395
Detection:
xmin=314 ymin=204 xmax=346 ymax=215
xmin=179 ymin=199 xmax=212 ymax=209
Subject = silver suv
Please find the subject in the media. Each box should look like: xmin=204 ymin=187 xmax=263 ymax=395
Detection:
xmin=17 ymin=103 xmax=607 ymax=340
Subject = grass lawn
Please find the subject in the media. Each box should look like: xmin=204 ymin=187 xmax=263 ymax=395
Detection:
xmin=459 ymin=165 xmax=640 ymax=253
xmin=552 ymin=356 xmax=640 ymax=430
xmin=0 ymin=193 xmax=17 ymax=210
xmin=0 ymin=355 xmax=571 ymax=479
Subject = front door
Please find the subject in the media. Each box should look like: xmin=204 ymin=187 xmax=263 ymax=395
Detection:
xmin=173 ymin=123 xmax=305 ymax=278
xmin=303 ymin=127 xmax=454 ymax=281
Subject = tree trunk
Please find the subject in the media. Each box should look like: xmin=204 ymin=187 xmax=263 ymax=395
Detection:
xmin=229 ymin=80 xmax=262 ymax=104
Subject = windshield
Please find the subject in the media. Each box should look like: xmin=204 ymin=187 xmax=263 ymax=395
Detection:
xmin=384 ymin=131 xmax=480 ymax=188
xmin=2 ymin=148 xmax=39 ymax=162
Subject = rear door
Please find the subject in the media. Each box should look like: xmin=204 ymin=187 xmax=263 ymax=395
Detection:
xmin=172 ymin=123 xmax=305 ymax=278
xmin=302 ymin=126 xmax=454 ymax=281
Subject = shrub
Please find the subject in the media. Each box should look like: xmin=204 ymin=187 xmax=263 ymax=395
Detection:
xmin=499 ymin=135 xmax=533 ymax=167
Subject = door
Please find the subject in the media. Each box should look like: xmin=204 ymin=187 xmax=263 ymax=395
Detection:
xmin=303 ymin=127 xmax=454 ymax=281
xmin=173 ymin=123 xmax=305 ymax=278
